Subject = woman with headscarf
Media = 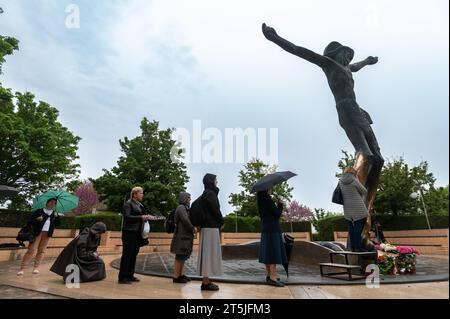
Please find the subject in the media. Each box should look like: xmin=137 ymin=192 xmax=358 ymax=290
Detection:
xmin=197 ymin=173 xmax=224 ymax=291
xmin=257 ymin=188 xmax=287 ymax=287
xmin=170 ymin=192 xmax=196 ymax=283
xmin=50 ymin=222 xmax=107 ymax=283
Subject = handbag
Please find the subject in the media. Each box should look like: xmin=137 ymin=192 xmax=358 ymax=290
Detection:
xmin=142 ymin=221 xmax=150 ymax=239
xmin=16 ymin=224 xmax=35 ymax=244
xmin=331 ymin=182 xmax=344 ymax=205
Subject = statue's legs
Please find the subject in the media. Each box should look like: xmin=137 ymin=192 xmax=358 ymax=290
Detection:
xmin=342 ymin=124 xmax=384 ymax=250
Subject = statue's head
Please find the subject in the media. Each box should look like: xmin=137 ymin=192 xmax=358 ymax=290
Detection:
xmin=324 ymin=41 xmax=354 ymax=66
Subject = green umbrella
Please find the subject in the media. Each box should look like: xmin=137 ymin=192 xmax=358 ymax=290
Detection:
xmin=32 ymin=190 xmax=79 ymax=214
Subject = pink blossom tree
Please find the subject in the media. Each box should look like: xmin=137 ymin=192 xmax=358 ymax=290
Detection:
xmin=283 ymin=200 xmax=314 ymax=233
xmin=72 ymin=181 xmax=99 ymax=215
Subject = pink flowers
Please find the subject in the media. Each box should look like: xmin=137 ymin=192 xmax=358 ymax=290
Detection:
xmin=396 ymin=245 xmax=420 ymax=255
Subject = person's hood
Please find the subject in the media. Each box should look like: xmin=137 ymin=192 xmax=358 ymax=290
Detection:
xmin=179 ymin=192 xmax=191 ymax=206
xmin=89 ymin=222 xmax=107 ymax=236
xmin=339 ymin=172 xmax=356 ymax=185
xmin=203 ymin=173 xmax=219 ymax=192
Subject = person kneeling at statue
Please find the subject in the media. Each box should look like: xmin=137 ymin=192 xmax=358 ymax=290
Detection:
xmin=50 ymin=222 xmax=107 ymax=283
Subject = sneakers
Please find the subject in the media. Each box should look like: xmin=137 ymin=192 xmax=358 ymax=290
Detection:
xmin=181 ymin=274 xmax=191 ymax=282
xmin=266 ymin=277 xmax=285 ymax=287
xmin=201 ymin=282 xmax=219 ymax=291
xmin=32 ymin=269 xmax=40 ymax=275
xmin=17 ymin=270 xmax=24 ymax=276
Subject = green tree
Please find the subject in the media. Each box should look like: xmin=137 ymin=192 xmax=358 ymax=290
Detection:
xmin=422 ymin=185 xmax=449 ymax=215
xmin=373 ymin=158 xmax=436 ymax=215
xmin=92 ymin=118 xmax=189 ymax=215
xmin=0 ymin=92 xmax=81 ymax=209
xmin=335 ymin=149 xmax=356 ymax=177
xmin=228 ymin=159 xmax=293 ymax=217
xmin=0 ymin=8 xmax=19 ymax=75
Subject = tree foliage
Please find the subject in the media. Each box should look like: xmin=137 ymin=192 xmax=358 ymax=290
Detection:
xmin=72 ymin=181 xmax=99 ymax=215
xmin=0 ymin=92 xmax=81 ymax=209
xmin=228 ymin=159 xmax=293 ymax=217
xmin=92 ymin=118 xmax=189 ymax=215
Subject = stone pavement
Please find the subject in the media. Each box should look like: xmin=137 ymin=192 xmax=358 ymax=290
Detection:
xmin=0 ymin=254 xmax=448 ymax=299
xmin=111 ymin=253 xmax=449 ymax=285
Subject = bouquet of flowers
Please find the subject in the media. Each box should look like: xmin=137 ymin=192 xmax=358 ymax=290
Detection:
xmin=396 ymin=253 xmax=417 ymax=274
xmin=376 ymin=254 xmax=396 ymax=275
xmin=374 ymin=244 xmax=419 ymax=275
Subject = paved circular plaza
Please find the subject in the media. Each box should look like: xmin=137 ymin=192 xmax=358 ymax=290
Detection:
xmin=111 ymin=253 xmax=449 ymax=285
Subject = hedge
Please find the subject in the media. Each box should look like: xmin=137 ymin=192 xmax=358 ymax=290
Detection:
xmin=315 ymin=214 xmax=450 ymax=241
xmin=223 ymin=215 xmax=311 ymax=233
xmin=0 ymin=209 xmax=124 ymax=231
xmin=0 ymin=210 xmax=311 ymax=233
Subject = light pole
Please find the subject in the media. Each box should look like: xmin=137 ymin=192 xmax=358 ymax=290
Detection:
xmin=410 ymin=189 xmax=431 ymax=230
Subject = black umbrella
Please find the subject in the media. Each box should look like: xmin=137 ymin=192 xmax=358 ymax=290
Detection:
xmin=282 ymin=233 xmax=294 ymax=277
xmin=251 ymin=171 xmax=297 ymax=193
xmin=0 ymin=185 xmax=19 ymax=199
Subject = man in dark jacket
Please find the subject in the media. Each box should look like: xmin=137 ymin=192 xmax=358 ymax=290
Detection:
xmin=50 ymin=222 xmax=107 ymax=283
xmin=118 ymin=187 xmax=152 ymax=284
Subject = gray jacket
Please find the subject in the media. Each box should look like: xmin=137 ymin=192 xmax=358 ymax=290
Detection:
xmin=170 ymin=192 xmax=195 ymax=256
xmin=339 ymin=173 xmax=368 ymax=222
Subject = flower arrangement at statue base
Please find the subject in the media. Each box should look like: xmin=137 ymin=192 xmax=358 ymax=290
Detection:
xmin=375 ymin=243 xmax=419 ymax=275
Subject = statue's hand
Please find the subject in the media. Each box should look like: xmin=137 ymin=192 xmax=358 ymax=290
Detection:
xmin=262 ymin=23 xmax=277 ymax=40
xmin=366 ymin=56 xmax=378 ymax=65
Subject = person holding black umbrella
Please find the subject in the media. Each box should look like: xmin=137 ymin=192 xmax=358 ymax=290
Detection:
xmin=257 ymin=188 xmax=287 ymax=287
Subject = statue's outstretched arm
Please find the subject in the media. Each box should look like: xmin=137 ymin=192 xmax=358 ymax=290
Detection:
xmin=349 ymin=56 xmax=378 ymax=72
xmin=262 ymin=23 xmax=327 ymax=68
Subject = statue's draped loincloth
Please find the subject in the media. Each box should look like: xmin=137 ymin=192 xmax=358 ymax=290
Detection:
xmin=335 ymin=98 xmax=373 ymax=129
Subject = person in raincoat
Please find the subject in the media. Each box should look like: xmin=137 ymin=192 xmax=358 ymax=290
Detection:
xmin=50 ymin=222 xmax=107 ymax=283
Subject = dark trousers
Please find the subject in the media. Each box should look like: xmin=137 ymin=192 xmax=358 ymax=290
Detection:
xmin=118 ymin=230 xmax=141 ymax=281
xmin=347 ymin=218 xmax=367 ymax=252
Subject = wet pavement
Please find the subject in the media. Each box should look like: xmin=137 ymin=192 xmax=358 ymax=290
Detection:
xmin=111 ymin=253 xmax=449 ymax=285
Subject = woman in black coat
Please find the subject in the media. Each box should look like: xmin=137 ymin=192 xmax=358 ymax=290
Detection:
xmin=257 ymin=188 xmax=287 ymax=287
xmin=50 ymin=222 xmax=107 ymax=283
xmin=17 ymin=198 xmax=60 ymax=276
xmin=196 ymin=173 xmax=224 ymax=291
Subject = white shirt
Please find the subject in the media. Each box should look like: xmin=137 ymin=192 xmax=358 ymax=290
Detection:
xmin=41 ymin=209 xmax=53 ymax=232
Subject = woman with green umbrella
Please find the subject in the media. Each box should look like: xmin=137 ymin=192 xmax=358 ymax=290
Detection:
xmin=17 ymin=191 xmax=79 ymax=276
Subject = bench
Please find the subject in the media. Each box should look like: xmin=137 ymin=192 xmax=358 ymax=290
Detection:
xmin=319 ymin=251 xmax=377 ymax=281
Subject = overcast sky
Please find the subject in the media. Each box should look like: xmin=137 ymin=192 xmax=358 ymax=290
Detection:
xmin=1 ymin=0 xmax=448 ymax=215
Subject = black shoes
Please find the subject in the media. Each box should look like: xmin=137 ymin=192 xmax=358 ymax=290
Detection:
xmin=201 ymin=282 xmax=219 ymax=291
xmin=173 ymin=274 xmax=192 ymax=284
xmin=173 ymin=276 xmax=189 ymax=284
xmin=131 ymin=277 xmax=140 ymax=282
xmin=266 ymin=276 xmax=280 ymax=281
xmin=266 ymin=277 xmax=285 ymax=287
xmin=118 ymin=279 xmax=132 ymax=285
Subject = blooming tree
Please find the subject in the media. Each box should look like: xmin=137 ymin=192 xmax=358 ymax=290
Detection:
xmin=72 ymin=181 xmax=99 ymax=215
xmin=283 ymin=200 xmax=313 ymax=233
